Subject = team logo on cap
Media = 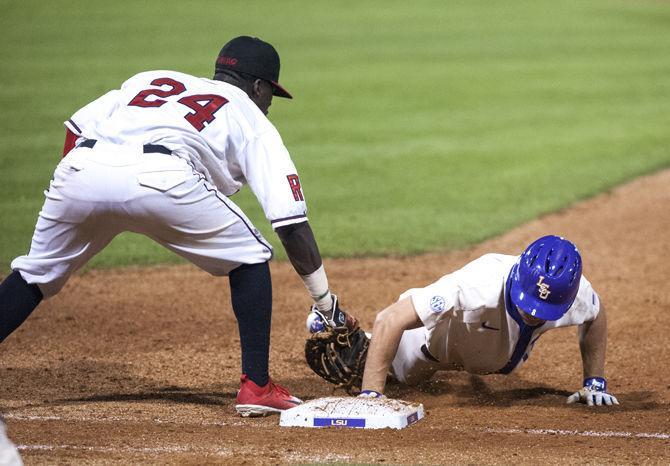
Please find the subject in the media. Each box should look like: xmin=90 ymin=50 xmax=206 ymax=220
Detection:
xmin=217 ymin=56 xmax=238 ymax=66
xmin=536 ymin=276 xmax=551 ymax=300
xmin=430 ymin=295 xmax=446 ymax=313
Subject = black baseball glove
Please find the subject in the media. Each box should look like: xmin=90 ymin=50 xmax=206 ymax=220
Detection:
xmin=305 ymin=319 xmax=370 ymax=394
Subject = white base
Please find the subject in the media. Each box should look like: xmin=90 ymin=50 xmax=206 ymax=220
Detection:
xmin=279 ymin=396 xmax=424 ymax=429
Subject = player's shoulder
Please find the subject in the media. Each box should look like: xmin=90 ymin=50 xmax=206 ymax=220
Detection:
xmin=430 ymin=253 xmax=514 ymax=291
xmin=120 ymin=70 xmax=279 ymax=136
xmin=462 ymin=253 xmax=517 ymax=275
xmin=575 ymin=274 xmax=599 ymax=308
xmin=548 ymin=273 xmax=599 ymax=327
xmin=120 ymin=70 xmax=211 ymax=89
xmin=444 ymin=253 xmax=514 ymax=295
xmin=474 ymin=253 xmax=516 ymax=265
xmin=215 ymin=87 xmax=281 ymax=139
xmin=122 ymin=69 xmax=181 ymax=83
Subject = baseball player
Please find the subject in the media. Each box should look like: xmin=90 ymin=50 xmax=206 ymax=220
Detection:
xmin=0 ymin=417 xmax=23 ymax=466
xmin=359 ymin=235 xmax=620 ymax=407
xmin=0 ymin=36 xmax=349 ymax=416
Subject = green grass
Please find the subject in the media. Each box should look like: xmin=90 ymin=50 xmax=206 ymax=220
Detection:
xmin=1 ymin=0 xmax=669 ymax=269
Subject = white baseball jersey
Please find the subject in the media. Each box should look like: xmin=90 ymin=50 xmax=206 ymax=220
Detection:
xmin=64 ymin=70 xmax=307 ymax=229
xmin=391 ymin=253 xmax=600 ymax=384
xmin=12 ymin=71 xmax=306 ymax=296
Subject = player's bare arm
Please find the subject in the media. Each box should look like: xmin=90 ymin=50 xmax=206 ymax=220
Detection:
xmin=567 ymin=303 xmax=619 ymax=406
xmin=276 ymin=221 xmax=348 ymax=326
xmin=578 ymin=303 xmax=607 ymax=379
xmin=360 ymin=297 xmax=423 ymax=395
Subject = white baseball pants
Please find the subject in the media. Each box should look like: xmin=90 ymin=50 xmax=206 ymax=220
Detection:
xmin=390 ymin=327 xmax=442 ymax=385
xmin=12 ymin=143 xmax=272 ymax=297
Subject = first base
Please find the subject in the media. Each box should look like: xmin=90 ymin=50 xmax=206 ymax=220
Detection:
xmin=279 ymin=396 xmax=424 ymax=429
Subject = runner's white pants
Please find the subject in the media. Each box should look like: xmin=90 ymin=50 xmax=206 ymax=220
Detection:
xmin=390 ymin=327 xmax=442 ymax=385
xmin=12 ymin=143 xmax=272 ymax=297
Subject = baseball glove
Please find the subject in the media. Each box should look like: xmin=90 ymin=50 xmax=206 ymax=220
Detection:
xmin=305 ymin=325 xmax=370 ymax=394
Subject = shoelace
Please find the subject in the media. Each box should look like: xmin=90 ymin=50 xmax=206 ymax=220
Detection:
xmin=269 ymin=381 xmax=292 ymax=398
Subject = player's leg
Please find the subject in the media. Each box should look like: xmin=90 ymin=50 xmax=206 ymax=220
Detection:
xmin=132 ymin=161 xmax=273 ymax=277
xmin=140 ymin=179 xmax=273 ymax=384
xmin=0 ymin=271 xmax=42 ymax=344
xmin=228 ymin=261 xmax=272 ymax=387
xmin=129 ymin=163 xmax=299 ymax=414
xmin=390 ymin=327 xmax=440 ymax=385
xmin=130 ymin=161 xmax=275 ymax=381
xmin=228 ymin=260 xmax=301 ymax=415
xmin=2 ymin=152 xmax=124 ymax=343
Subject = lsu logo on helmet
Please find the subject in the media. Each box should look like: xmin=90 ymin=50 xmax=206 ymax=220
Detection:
xmin=536 ymin=276 xmax=551 ymax=300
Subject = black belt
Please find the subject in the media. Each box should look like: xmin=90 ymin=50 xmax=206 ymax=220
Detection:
xmin=420 ymin=344 xmax=440 ymax=362
xmin=78 ymin=139 xmax=171 ymax=155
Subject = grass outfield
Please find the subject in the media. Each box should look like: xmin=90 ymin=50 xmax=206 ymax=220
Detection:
xmin=1 ymin=0 xmax=669 ymax=269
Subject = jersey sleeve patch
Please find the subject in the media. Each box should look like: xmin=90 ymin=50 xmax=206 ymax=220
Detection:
xmin=429 ymin=295 xmax=446 ymax=313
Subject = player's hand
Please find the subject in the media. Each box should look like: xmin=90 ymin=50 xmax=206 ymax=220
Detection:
xmin=567 ymin=377 xmax=619 ymax=406
xmin=308 ymin=294 xmax=357 ymax=330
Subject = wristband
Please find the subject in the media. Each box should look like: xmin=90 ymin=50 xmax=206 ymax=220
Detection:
xmin=359 ymin=390 xmax=383 ymax=398
xmin=300 ymin=265 xmax=332 ymax=311
xmin=314 ymin=291 xmax=333 ymax=313
xmin=583 ymin=377 xmax=607 ymax=392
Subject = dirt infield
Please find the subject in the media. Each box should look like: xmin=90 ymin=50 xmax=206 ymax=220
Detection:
xmin=2 ymin=169 xmax=669 ymax=465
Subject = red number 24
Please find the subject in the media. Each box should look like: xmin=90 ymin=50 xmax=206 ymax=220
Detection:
xmin=128 ymin=77 xmax=228 ymax=132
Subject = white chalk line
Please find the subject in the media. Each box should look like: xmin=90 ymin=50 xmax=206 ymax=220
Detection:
xmin=15 ymin=443 xmax=351 ymax=462
xmin=7 ymin=413 xmax=670 ymax=440
xmin=6 ymin=412 xmax=353 ymax=461
xmin=18 ymin=444 xmax=217 ymax=455
xmin=483 ymin=427 xmax=670 ymax=440
xmin=4 ymin=412 xmax=241 ymax=427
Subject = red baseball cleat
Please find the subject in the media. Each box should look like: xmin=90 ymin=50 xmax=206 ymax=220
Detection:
xmin=235 ymin=374 xmax=302 ymax=417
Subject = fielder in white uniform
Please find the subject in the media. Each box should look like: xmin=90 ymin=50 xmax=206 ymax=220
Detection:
xmin=0 ymin=418 xmax=23 ymax=466
xmin=0 ymin=36 xmax=350 ymax=417
xmin=360 ymin=236 xmax=619 ymax=407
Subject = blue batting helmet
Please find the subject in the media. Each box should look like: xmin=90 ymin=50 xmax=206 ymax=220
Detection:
xmin=509 ymin=235 xmax=582 ymax=321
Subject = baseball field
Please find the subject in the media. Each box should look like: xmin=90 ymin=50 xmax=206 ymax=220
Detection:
xmin=1 ymin=0 xmax=669 ymax=464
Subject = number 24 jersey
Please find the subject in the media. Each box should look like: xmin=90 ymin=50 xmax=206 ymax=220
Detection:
xmin=64 ymin=70 xmax=307 ymax=230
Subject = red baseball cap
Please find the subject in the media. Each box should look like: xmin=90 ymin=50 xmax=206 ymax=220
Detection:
xmin=215 ymin=36 xmax=292 ymax=99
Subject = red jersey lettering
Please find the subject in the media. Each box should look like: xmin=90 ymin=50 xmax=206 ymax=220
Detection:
xmin=287 ymin=174 xmax=304 ymax=201
xmin=128 ymin=78 xmax=228 ymax=131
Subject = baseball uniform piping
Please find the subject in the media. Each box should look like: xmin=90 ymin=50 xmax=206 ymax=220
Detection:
xmin=270 ymin=214 xmax=307 ymax=225
xmin=67 ymin=119 xmax=83 ymax=134
xmin=185 ymin=159 xmax=274 ymax=255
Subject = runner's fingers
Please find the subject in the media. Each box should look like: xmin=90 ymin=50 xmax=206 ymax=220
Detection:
xmin=566 ymin=392 xmax=580 ymax=404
